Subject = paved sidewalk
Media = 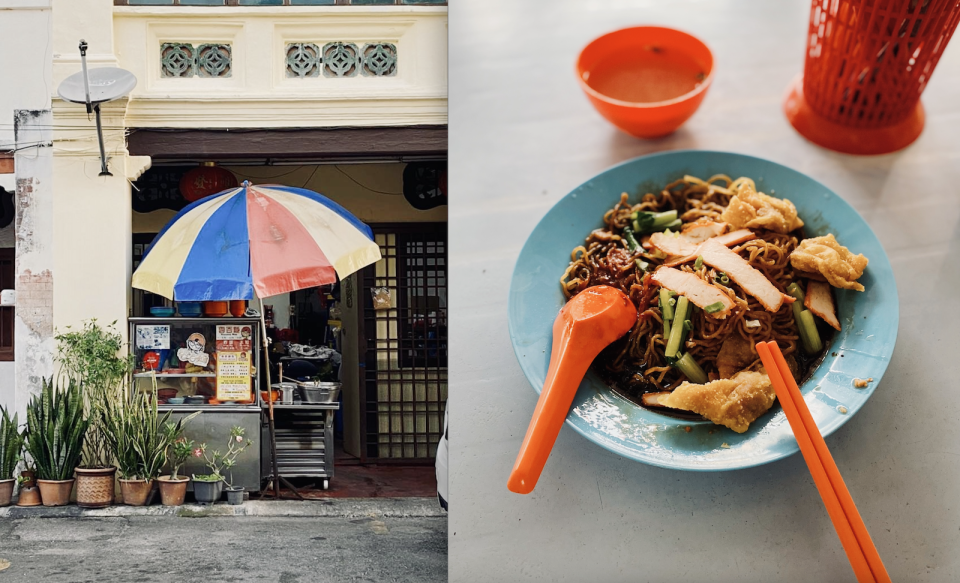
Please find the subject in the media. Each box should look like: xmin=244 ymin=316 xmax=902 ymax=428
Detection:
xmin=0 ymin=497 xmax=445 ymax=519
xmin=0 ymin=499 xmax=447 ymax=583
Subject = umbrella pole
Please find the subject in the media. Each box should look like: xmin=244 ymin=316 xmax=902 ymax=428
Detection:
xmin=258 ymin=297 xmax=304 ymax=501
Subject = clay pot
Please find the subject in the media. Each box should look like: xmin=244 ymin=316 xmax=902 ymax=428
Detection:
xmin=37 ymin=479 xmax=75 ymax=507
xmin=0 ymin=478 xmax=14 ymax=507
xmin=158 ymin=476 xmax=189 ymax=506
xmin=229 ymin=300 xmax=247 ymax=317
xmin=19 ymin=469 xmax=36 ymax=489
xmin=120 ymin=479 xmax=154 ymax=506
xmin=75 ymin=467 xmax=117 ymax=508
xmin=16 ymin=486 xmax=41 ymax=507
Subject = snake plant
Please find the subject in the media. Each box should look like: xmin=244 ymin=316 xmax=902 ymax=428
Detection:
xmin=0 ymin=405 xmax=24 ymax=480
xmin=101 ymin=387 xmax=178 ymax=481
xmin=24 ymin=378 xmax=90 ymax=481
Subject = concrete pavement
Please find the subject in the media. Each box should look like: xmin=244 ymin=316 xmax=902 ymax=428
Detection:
xmin=0 ymin=498 xmax=447 ymax=582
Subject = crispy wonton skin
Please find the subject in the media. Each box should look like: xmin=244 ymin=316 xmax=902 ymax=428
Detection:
xmin=790 ymin=233 xmax=869 ymax=291
xmin=658 ymin=370 xmax=776 ymax=433
xmin=719 ymin=181 xmax=804 ymax=234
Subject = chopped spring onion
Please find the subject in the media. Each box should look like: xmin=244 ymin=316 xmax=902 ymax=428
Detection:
xmin=659 ymin=289 xmax=676 ymax=320
xmin=673 ymin=352 xmax=708 ymax=384
xmin=703 ymin=301 xmax=725 ymax=314
xmin=635 ymin=258 xmax=649 ymax=273
xmin=694 ymin=256 xmax=704 ymax=270
xmin=631 ymin=210 xmax=680 ymax=235
xmin=622 ymin=225 xmax=640 ymax=251
xmin=786 ymin=282 xmax=823 ymax=354
xmin=665 ymin=296 xmax=690 ymax=358
xmin=744 ymin=319 xmax=761 ymax=328
xmin=717 ymin=272 xmax=730 ymax=285
xmin=798 ymin=309 xmax=824 ymax=353
xmin=663 ymin=318 xmax=671 ymax=340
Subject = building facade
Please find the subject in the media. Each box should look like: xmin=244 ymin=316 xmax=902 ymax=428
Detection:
xmin=0 ymin=0 xmax=447 ymax=463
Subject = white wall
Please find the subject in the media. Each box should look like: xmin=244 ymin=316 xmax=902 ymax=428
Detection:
xmin=0 ymin=1 xmax=53 ymax=151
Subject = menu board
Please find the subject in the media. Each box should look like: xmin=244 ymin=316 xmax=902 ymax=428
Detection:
xmin=215 ymin=325 xmax=253 ymax=401
xmin=135 ymin=325 xmax=170 ymax=350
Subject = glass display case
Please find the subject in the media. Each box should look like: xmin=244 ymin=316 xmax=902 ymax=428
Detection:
xmin=129 ymin=317 xmax=262 ymax=491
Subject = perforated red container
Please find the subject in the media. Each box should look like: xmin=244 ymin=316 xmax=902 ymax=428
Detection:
xmin=784 ymin=0 xmax=960 ymax=154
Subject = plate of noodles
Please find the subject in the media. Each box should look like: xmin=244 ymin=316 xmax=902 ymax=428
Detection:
xmin=508 ymin=150 xmax=898 ymax=471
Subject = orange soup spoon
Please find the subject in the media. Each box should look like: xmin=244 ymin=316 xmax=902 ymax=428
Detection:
xmin=508 ymin=285 xmax=637 ymax=494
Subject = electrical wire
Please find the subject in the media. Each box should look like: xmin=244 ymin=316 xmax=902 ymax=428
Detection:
xmin=333 ymin=164 xmax=402 ymax=196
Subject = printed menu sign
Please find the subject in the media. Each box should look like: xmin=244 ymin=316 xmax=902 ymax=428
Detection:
xmin=135 ymin=325 xmax=170 ymax=350
xmin=215 ymin=325 xmax=253 ymax=401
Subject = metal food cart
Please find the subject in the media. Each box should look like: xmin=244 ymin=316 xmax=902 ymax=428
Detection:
xmin=129 ymin=317 xmax=262 ymax=492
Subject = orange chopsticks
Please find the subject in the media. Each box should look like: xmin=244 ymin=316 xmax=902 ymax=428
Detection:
xmin=755 ymin=341 xmax=890 ymax=583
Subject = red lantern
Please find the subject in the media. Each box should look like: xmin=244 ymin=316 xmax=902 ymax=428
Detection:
xmin=179 ymin=163 xmax=239 ymax=202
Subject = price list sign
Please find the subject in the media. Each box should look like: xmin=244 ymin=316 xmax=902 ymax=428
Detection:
xmin=215 ymin=325 xmax=253 ymax=401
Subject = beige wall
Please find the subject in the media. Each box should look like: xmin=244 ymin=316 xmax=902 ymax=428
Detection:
xmin=132 ymin=162 xmax=446 ymax=233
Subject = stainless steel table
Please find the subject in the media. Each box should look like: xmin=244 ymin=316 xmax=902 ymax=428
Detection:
xmin=449 ymin=1 xmax=960 ymax=581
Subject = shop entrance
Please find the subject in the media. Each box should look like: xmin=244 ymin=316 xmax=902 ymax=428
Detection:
xmin=360 ymin=224 xmax=447 ymax=463
xmin=127 ymin=128 xmax=446 ymax=497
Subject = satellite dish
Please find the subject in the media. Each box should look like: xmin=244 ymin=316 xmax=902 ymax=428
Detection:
xmin=55 ymin=40 xmax=137 ymax=177
xmin=58 ymin=68 xmax=137 ymax=105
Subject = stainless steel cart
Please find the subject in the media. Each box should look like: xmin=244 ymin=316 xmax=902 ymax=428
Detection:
xmin=260 ymin=402 xmax=339 ymax=490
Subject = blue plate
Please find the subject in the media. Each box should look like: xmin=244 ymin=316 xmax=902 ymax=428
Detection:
xmin=508 ymin=150 xmax=898 ymax=471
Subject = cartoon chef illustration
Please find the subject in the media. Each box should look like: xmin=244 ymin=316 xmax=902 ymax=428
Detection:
xmin=177 ymin=333 xmax=210 ymax=368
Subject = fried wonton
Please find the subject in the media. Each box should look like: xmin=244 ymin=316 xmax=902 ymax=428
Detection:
xmin=790 ymin=233 xmax=869 ymax=291
xmin=657 ymin=370 xmax=776 ymax=433
xmin=715 ymin=334 xmax=757 ymax=379
xmin=720 ymin=180 xmax=804 ymax=234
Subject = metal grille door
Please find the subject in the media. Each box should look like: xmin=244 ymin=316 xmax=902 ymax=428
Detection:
xmin=361 ymin=224 xmax=447 ymax=462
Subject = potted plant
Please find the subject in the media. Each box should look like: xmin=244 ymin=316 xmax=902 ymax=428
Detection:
xmin=102 ymin=387 xmax=172 ymax=506
xmin=55 ymin=320 xmax=133 ymax=508
xmin=157 ymin=413 xmax=201 ymax=506
xmin=15 ymin=473 xmax=41 ymax=507
xmin=24 ymin=378 xmax=89 ymax=506
xmin=193 ymin=426 xmax=252 ymax=505
xmin=0 ymin=405 xmax=24 ymax=507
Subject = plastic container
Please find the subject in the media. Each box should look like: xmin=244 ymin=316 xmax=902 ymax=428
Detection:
xmin=150 ymin=306 xmax=176 ymax=317
xmin=784 ymin=0 xmax=960 ymax=154
xmin=177 ymin=302 xmax=202 ymax=317
xmin=576 ymin=26 xmax=714 ymax=138
xmin=229 ymin=300 xmax=247 ymax=317
xmin=203 ymin=301 xmax=228 ymax=317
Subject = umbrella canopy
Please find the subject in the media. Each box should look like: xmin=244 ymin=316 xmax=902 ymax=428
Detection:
xmin=132 ymin=182 xmax=381 ymax=301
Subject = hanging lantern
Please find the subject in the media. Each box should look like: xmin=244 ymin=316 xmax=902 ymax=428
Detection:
xmin=179 ymin=162 xmax=239 ymax=202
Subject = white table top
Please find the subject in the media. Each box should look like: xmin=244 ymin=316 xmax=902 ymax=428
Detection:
xmin=448 ymin=1 xmax=960 ymax=581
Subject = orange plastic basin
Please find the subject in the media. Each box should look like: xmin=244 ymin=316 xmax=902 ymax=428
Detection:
xmin=577 ymin=26 xmax=714 ymax=138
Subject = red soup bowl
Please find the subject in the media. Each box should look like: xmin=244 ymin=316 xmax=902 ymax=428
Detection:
xmin=576 ymin=26 xmax=714 ymax=138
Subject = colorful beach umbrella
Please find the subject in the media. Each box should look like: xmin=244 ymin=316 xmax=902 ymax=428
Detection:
xmin=132 ymin=181 xmax=381 ymax=301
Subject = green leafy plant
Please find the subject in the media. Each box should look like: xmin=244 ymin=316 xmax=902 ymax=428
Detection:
xmin=24 ymin=378 xmax=90 ymax=481
xmin=55 ymin=319 xmax=133 ymax=469
xmin=193 ymin=426 xmax=252 ymax=488
xmin=102 ymin=386 xmax=173 ymax=481
xmin=0 ymin=405 xmax=24 ymax=481
xmin=161 ymin=412 xmax=201 ymax=480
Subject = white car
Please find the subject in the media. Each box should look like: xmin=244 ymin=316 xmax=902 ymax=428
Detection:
xmin=435 ymin=405 xmax=448 ymax=510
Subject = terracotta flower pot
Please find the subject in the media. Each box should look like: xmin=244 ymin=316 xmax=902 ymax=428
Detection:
xmin=75 ymin=467 xmax=117 ymax=508
xmin=158 ymin=476 xmax=189 ymax=506
xmin=37 ymin=479 xmax=75 ymax=507
xmin=16 ymin=486 xmax=41 ymax=507
xmin=0 ymin=478 xmax=14 ymax=507
xmin=19 ymin=469 xmax=36 ymax=489
xmin=120 ymin=479 xmax=154 ymax=506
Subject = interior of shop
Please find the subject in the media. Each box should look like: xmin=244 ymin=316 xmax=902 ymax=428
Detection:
xmin=129 ymin=159 xmax=447 ymax=497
